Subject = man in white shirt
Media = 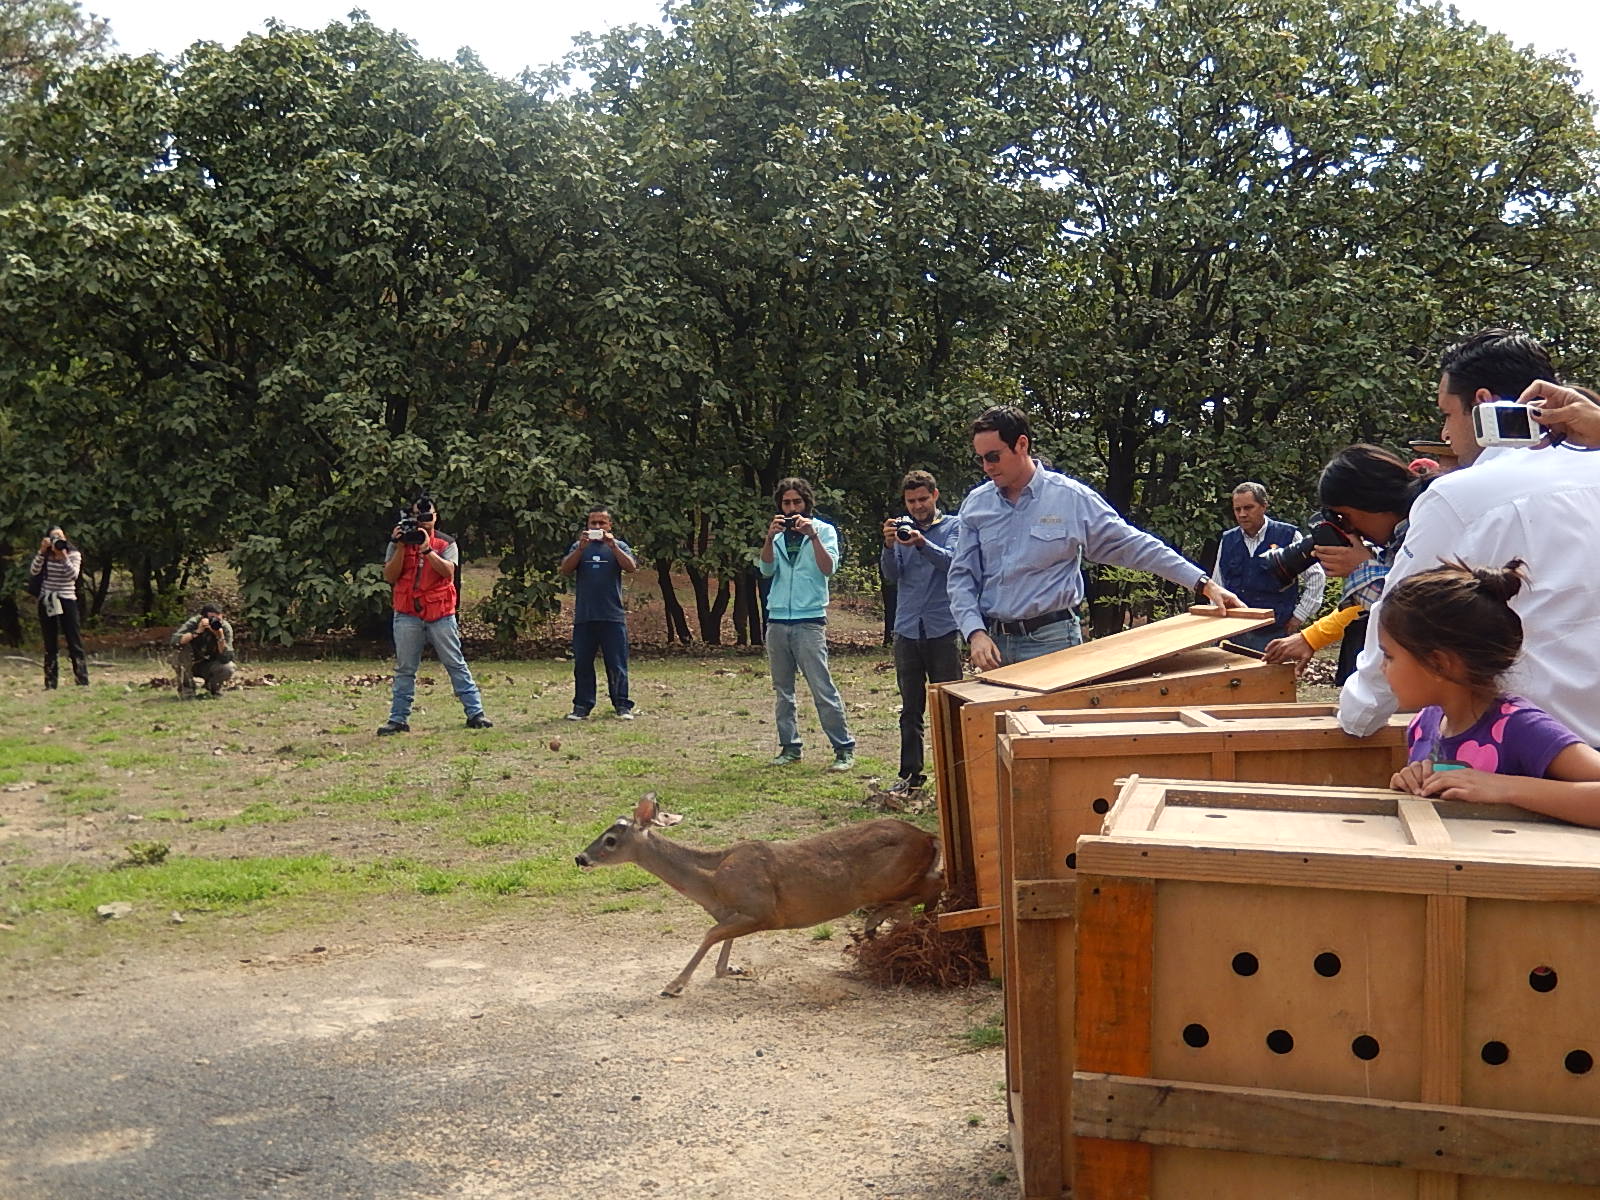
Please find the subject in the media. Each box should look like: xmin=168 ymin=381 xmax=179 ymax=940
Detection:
xmin=1339 ymin=330 xmax=1600 ymax=743
xmin=1211 ymin=482 xmax=1326 ymax=651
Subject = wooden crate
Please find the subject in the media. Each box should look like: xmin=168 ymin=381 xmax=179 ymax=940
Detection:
xmin=931 ymin=645 xmax=1295 ymax=943
xmin=996 ymin=707 xmax=1410 ymax=1200
xmin=1073 ymin=777 xmax=1600 ymax=1198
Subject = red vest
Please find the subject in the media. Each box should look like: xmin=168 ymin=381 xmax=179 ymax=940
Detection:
xmin=391 ymin=533 xmax=457 ymax=622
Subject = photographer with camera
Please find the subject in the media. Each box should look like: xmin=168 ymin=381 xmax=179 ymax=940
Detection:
xmin=879 ymin=470 xmax=961 ymax=794
xmin=760 ymin=477 xmax=856 ymax=772
xmin=1211 ymin=482 xmax=1326 ymax=652
xmin=170 ymin=604 xmax=236 ymax=699
xmin=27 ymin=525 xmax=88 ymax=689
xmin=558 ymin=506 xmax=638 ymax=720
xmin=376 ymin=495 xmax=493 ymax=736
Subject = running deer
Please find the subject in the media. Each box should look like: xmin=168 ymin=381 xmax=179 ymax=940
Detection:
xmin=575 ymin=793 xmax=943 ymax=997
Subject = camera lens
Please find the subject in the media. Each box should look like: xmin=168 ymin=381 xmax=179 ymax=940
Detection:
xmin=52 ymin=538 xmax=68 ymax=550
xmin=895 ymin=524 xmax=914 ymax=542
xmin=783 ymin=515 xmax=798 ymax=530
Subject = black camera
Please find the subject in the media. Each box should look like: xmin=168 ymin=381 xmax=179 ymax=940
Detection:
xmin=207 ymin=616 xmax=223 ymax=632
xmin=781 ymin=515 xmax=799 ymax=531
xmin=893 ymin=516 xmax=917 ymax=542
xmin=1263 ymin=517 xmax=1351 ymax=585
xmin=52 ymin=538 xmax=69 ymax=551
xmin=396 ymin=493 xmax=435 ymax=546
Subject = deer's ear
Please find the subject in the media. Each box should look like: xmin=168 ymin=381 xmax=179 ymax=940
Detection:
xmin=633 ymin=792 xmax=658 ymax=825
xmin=653 ymin=809 xmax=683 ymax=827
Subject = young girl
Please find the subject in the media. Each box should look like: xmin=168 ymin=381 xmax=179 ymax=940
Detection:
xmin=1384 ymin=559 xmax=1600 ymax=827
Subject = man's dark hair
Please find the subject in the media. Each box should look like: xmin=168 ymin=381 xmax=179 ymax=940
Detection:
xmin=1317 ymin=444 xmax=1426 ymax=517
xmin=970 ymin=405 xmax=1031 ymax=451
xmin=586 ymin=505 xmax=612 ymax=518
xmin=899 ymin=469 xmax=937 ymax=495
xmin=200 ymin=604 xmax=222 ymax=617
xmin=1439 ymin=329 xmax=1556 ymax=408
xmin=773 ymin=477 xmax=814 ymax=515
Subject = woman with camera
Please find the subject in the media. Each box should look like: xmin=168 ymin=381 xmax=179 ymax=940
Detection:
xmin=28 ymin=525 xmax=88 ymax=688
xmin=1264 ymin=445 xmax=1433 ymax=683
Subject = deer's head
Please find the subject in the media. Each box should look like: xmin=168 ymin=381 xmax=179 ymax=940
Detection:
xmin=575 ymin=793 xmax=682 ymax=868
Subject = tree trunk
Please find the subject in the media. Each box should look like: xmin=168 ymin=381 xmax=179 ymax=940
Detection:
xmin=733 ymin=566 xmax=765 ymax=646
xmin=881 ymin=577 xmax=897 ymax=647
xmin=655 ymin=559 xmax=692 ymax=644
xmin=685 ymin=564 xmax=717 ymax=645
xmin=89 ymin=559 xmax=112 ymax=619
xmin=706 ymin=576 xmax=731 ymax=643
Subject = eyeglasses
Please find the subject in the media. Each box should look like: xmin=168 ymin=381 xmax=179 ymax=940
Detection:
xmin=973 ymin=449 xmax=1005 ymax=466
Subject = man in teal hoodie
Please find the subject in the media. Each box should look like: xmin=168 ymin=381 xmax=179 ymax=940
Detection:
xmin=759 ymin=477 xmax=856 ymax=771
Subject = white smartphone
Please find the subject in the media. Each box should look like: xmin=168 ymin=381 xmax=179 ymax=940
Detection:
xmin=1472 ymin=400 xmax=1541 ymax=448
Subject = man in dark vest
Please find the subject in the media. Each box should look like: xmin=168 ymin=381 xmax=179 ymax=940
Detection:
xmin=1212 ymin=482 xmax=1325 ymax=652
xmin=377 ymin=494 xmax=492 ymax=735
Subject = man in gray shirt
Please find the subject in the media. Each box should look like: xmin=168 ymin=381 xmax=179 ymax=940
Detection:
xmin=948 ymin=406 xmax=1242 ymax=669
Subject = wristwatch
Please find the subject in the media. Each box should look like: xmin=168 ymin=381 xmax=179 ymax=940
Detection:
xmin=1195 ymin=574 xmax=1212 ymax=591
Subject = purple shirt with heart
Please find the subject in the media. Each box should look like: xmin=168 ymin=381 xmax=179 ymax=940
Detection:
xmin=1406 ymin=695 xmax=1583 ymax=777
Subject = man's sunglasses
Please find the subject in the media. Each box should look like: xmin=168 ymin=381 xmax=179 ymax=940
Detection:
xmin=973 ymin=449 xmax=1005 ymax=466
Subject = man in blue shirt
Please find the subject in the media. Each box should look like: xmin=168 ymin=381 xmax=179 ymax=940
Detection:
xmin=759 ymin=477 xmax=855 ymax=771
xmin=949 ymin=406 xmax=1243 ymax=669
xmin=879 ymin=469 xmax=961 ymax=793
xmin=1213 ymin=482 xmax=1325 ymax=652
xmin=558 ymin=506 xmax=637 ymax=720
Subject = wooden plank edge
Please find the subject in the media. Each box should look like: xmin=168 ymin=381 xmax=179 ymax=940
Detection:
xmin=936 ymin=905 xmax=999 ymax=931
xmin=1072 ymin=1072 xmax=1600 ymax=1186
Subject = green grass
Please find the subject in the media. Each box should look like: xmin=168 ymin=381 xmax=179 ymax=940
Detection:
xmin=959 ymin=1011 xmax=1005 ymax=1052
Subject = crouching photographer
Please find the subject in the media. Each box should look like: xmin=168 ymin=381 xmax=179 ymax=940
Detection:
xmin=170 ymin=604 xmax=236 ymax=700
xmin=377 ymin=493 xmax=493 ymax=736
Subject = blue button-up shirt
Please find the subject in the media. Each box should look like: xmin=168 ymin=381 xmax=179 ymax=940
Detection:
xmin=880 ymin=511 xmax=960 ymax=639
xmin=948 ymin=463 xmax=1206 ymax=639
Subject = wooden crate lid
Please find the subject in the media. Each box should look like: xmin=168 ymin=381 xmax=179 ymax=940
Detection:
xmin=974 ymin=607 xmax=1276 ymax=693
xmin=935 ymin=644 xmax=1286 ymax=705
xmin=1077 ymin=776 xmax=1600 ymax=900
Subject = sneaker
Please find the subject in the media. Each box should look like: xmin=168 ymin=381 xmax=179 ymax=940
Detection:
xmin=565 ymin=710 xmax=590 ymax=721
xmin=616 ymin=710 xmax=636 ymax=721
xmin=376 ymin=720 xmax=410 ymax=736
xmin=828 ymin=752 xmax=855 ymax=773
xmin=768 ymin=750 xmax=802 ymax=766
xmin=466 ymin=714 xmax=494 ymax=729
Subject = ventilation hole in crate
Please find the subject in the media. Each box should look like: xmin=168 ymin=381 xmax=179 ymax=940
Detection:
xmin=1566 ymin=1050 xmax=1593 ymax=1075
xmin=1313 ymin=952 xmax=1342 ymax=978
xmin=1231 ymin=952 xmax=1259 ymax=977
xmin=1182 ymin=1023 xmax=1210 ymax=1048
xmin=1091 ymin=797 xmax=1110 ymax=815
xmin=1341 ymin=817 xmax=1366 ymax=823
xmin=1529 ymin=966 xmax=1558 ymax=993
xmin=1266 ymin=1029 xmax=1295 ymax=1055
xmin=1204 ymin=812 xmax=1228 ymax=819
xmin=1481 ymin=1041 xmax=1510 ymax=1066
xmin=1491 ymin=828 xmax=1518 ymax=835
xmin=1351 ymin=1035 xmax=1381 ymax=1061
xmin=1064 ymin=853 xmax=1077 ymax=870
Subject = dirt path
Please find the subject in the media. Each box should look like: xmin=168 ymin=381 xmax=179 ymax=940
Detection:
xmin=0 ymin=909 xmax=1014 ymax=1199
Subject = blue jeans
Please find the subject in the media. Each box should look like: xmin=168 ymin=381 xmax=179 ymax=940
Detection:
xmin=388 ymin=613 xmax=485 ymax=723
xmin=766 ymin=621 xmax=854 ymax=755
xmin=992 ymin=614 xmax=1083 ymax=665
xmin=572 ymin=620 xmax=632 ymax=715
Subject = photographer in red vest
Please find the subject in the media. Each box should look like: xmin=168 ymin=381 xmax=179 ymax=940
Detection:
xmin=377 ymin=494 xmax=492 ymax=736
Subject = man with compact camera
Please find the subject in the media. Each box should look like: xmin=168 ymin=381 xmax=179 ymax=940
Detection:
xmin=949 ymin=406 xmax=1243 ymax=670
xmin=170 ymin=604 xmax=236 ymax=699
xmin=377 ymin=494 xmax=492 ymax=736
xmin=879 ymin=469 xmax=961 ymax=793
xmin=558 ymin=505 xmax=637 ymax=720
xmin=1339 ymin=329 xmax=1600 ymax=745
xmin=1211 ymin=482 xmax=1325 ymax=652
xmin=760 ymin=477 xmax=855 ymax=772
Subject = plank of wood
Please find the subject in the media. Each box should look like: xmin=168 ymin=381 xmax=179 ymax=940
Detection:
xmin=935 ymin=905 xmax=999 ymax=931
xmin=1071 ymin=1073 xmax=1600 ymax=1186
xmin=976 ymin=609 xmax=1276 ymax=693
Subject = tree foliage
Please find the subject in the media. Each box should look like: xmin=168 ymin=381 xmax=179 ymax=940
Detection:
xmin=0 ymin=0 xmax=1595 ymax=643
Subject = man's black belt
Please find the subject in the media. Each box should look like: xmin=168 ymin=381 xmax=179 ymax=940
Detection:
xmin=988 ymin=608 xmax=1076 ymax=637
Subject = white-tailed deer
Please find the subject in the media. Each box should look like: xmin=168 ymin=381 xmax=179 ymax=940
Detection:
xmin=575 ymin=793 xmax=943 ymax=997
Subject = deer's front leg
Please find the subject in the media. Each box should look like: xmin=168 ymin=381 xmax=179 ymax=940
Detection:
xmin=714 ymin=937 xmax=750 ymax=980
xmin=660 ymin=917 xmax=759 ymax=998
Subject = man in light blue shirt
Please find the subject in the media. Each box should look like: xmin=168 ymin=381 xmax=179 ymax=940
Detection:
xmin=948 ymin=406 xmax=1242 ymax=669
xmin=879 ymin=468 xmax=962 ymax=793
